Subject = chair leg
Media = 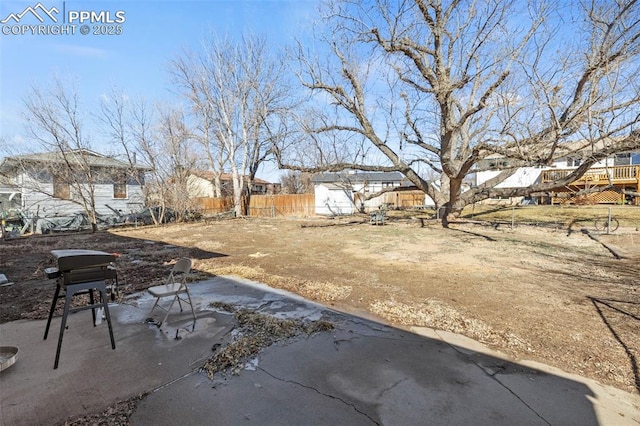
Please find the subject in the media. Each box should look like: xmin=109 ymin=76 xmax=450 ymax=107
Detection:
xmin=149 ymin=297 xmax=161 ymax=315
xmin=185 ymin=289 xmax=196 ymax=322
xmin=160 ymin=295 xmax=179 ymax=327
xmin=177 ymin=295 xmax=183 ymax=312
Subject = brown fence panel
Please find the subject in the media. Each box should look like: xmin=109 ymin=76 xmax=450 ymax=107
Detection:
xmin=199 ymin=191 xmax=427 ymax=217
xmin=196 ymin=197 xmax=233 ymax=215
xmin=377 ymin=191 xmax=426 ymax=209
xmin=249 ymin=194 xmax=315 ymax=217
xmin=397 ymin=191 xmax=427 ymax=208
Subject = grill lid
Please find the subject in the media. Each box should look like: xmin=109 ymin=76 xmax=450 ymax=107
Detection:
xmin=51 ymin=249 xmax=115 ymax=271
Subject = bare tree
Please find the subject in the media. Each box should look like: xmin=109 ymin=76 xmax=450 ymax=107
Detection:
xmin=132 ymin=103 xmax=198 ymax=224
xmin=280 ymin=170 xmax=314 ymax=194
xmin=157 ymin=106 xmax=199 ymax=221
xmin=170 ymin=53 xmax=227 ymax=198
xmin=129 ymin=99 xmax=172 ymax=225
xmin=97 ymin=87 xmax=149 ymax=212
xmin=98 ymin=87 xmax=139 ymax=168
xmin=171 ymin=33 xmax=293 ymax=216
xmin=98 ymin=88 xmax=201 ymax=224
xmin=21 ymin=78 xmax=101 ymax=231
xmin=280 ymin=0 xmax=640 ymax=226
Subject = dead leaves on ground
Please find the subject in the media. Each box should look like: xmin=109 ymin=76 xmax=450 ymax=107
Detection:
xmin=202 ymin=303 xmax=333 ymax=378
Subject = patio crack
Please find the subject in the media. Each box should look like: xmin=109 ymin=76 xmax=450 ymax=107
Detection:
xmin=257 ymin=366 xmax=380 ymax=425
xmin=434 ymin=330 xmax=552 ymax=426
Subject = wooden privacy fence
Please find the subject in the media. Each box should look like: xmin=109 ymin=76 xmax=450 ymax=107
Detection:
xmin=250 ymin=194 xmax=315 ymax=217
xmin=196 ymin=194 xmax=315 ymax=217
xmin=196 ymin=197 xmax=234 ymax=214
xmin=197 ymin=191 xmax=427 ymax=217
xmin=379 ymin=190 xmax=426 ymax=209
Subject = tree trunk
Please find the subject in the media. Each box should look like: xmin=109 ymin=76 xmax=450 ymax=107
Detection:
xmin=440 ymin=177 xmax=464 ymax=228
xmin=242 ymin=188 xmax=251 ymax=216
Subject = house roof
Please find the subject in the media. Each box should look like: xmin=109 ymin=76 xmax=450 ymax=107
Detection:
xmin=312 ymin=171 xmax=405 ymax=183
xmin=0 ymin=149 xmax=151 ymax=173
xmin=191 ymin=171 xmax=272 ymax=185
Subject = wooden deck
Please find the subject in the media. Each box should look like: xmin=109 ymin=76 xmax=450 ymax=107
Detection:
xmin=540 ymin=165 xmax=640 ymax=205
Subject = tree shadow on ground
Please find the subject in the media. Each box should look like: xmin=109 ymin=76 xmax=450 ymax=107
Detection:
xmin=448 ymin=225 xmax=497 ymax=241
xmin=0 ymin=230 xmax=228 ymax=324
xmin=515 ymin=252 xmax=639 ymax=286
xmin=300 ymin=219 xmax=366 ymax=228
xmin=588 ymin=296 xmax=640 ymax=394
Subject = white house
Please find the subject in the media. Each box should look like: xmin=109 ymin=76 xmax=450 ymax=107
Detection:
xmin=0 ymin=150 xmax=149 ymax=222
xmin=474 ymin=149 xmax=640 ymax=204
xmin=312 ymin=171 xmax=413 ymax=215
xmin=186 ymin=171 xmax=274 ymax=198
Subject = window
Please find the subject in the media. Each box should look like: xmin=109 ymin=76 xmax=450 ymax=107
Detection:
xmin=53 ymin=175 xmax=70 ymax=199
xmin=487 ymin=160 xmax=509 ymax=169
xmin=614 ymin=153 xmax=631 ymax=166
xmin=566 ymin=157 xmax=581 ymax=167
xmin=382 ymin=182 xmax=395 ymax=188
xmin=113 ymin=176 xmax=127 ymax=199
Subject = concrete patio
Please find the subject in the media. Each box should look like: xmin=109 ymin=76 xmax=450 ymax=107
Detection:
xmin=1 ymin=276 xmax=639 ymax=425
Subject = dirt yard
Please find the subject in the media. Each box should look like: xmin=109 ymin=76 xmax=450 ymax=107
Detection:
xmin=1 ymin=215 xmax=638 ymax=394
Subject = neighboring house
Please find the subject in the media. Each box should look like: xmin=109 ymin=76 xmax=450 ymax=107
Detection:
xmin=0 ymin=150 xmax=149 ymax=220
xmin=0 ymin=176 xmax=21 ymax=213
xmin=312 ymin=171 xmax=419 ymax=215
xmin=187 ymin=171 xmax=274 ymax=198
xmin=474 ymin=148 xmax=640 ymax=205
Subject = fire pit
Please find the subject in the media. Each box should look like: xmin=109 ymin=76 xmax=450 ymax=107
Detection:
xmin=44 ymin=249 xmax=117 ymax=369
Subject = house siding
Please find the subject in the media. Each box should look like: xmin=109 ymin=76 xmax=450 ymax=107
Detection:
xmin=186 ymin=173 xmax=272 ymax=198
xmin=475 ymin=157 xmax=615 ymax=190
xmin=187 ymin=175 xmax=215 ymax=198
xmin=15 ymin=171 xmax=144 ymax=218
xmin=315 ymin=184 xmax=355 ymax=215
xmin=474 ymin=152 xmax=640 ymax=205
xmin=312 ymin=172 xmax=406 ymax=215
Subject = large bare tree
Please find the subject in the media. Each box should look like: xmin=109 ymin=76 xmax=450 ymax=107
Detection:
xmin=280 ymin=0 xmax=640 ymax=226
xmin=171 ymin=34 xmax=293 ymax=216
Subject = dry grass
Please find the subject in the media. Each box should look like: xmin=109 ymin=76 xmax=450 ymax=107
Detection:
xmin=3 ymin=213 xmax=638 ymax=398
xmin=462 ymin=204 xmax=640 ymax=228
xmin=370 ymin=299 xmax=532 ymax=353
xmin=60 ymin=394 xmax=146 ymax=426
xmin=197 ymin=262 xmax=352 ymax=302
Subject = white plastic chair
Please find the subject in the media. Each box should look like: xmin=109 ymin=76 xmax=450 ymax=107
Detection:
xmin=148 ymin=258 xmax=195 ymax=327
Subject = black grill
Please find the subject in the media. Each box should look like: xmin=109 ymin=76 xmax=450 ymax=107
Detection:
xmin=44 ymin=249 xmax=117 ymax=369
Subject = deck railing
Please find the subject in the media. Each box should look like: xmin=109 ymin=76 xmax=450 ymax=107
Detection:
xmin=541 ymin=165 xmax=639 ymax=184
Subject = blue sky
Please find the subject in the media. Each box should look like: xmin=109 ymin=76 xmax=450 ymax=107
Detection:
xmin=0 ymin=0 xmax=320 ymax=179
